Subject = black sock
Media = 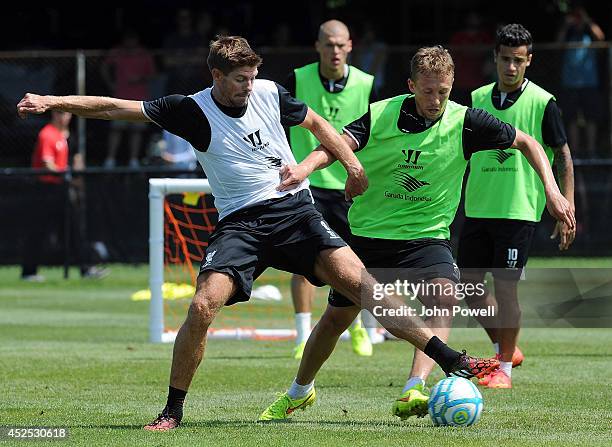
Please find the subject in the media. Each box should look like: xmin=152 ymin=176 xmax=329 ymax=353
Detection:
xmin=165 ymin=386 xmax=187 ymax=421
xmin=424 ymin=336 xmax=461 ymax=374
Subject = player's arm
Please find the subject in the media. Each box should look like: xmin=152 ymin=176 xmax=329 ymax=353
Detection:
xmin=298 ymin=107 xmax=367 ymax=199
xmin=278 ymin=133 xmax=354 ymax=192
xmin=17 ymin=93 xmax=148 ymax=122
xmin=549 ymin=143 xmax=575 ymax=249
xmin=511 ymin=129 xmax=575 ymax=231
xmin=543 ymin=98 xmax=576 ymax=249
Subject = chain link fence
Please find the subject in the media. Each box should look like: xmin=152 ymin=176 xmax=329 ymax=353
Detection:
xmin=1 ymin=45 xmax=611 ymax=265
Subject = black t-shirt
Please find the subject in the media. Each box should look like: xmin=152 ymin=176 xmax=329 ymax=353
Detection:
xmin=343 ymin=96 xmax=517 ymax=160
xmin=482 ymin=80 xmax=567 ymax=148
xmin=142 ymin=82 xmax=308 ymax=152
xmin=286 ymin=64 xmax=378 ymax=103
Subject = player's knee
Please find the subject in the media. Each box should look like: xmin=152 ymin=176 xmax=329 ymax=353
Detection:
xmin=430 ymin=291 xmax=455 ymax=309
xmin=188 ymin=299 xmax=218 ymax=327
xmin=291 ymin=274 xmax=310 ymax=287
xmin=318 ymin=308 xmax=355 ymax=335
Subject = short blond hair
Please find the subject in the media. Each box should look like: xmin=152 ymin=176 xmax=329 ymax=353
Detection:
xmin=207 ymin=35 xmax=263 ymax=74
xmin=410 ymin=45 xmax=454 ymax=80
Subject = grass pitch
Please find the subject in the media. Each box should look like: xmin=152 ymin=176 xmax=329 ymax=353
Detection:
xmin=1 ymin=259 xmax=611 ymax=446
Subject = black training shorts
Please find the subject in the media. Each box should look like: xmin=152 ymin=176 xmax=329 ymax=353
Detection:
xmin=199 ymin=189 xmax=347 ymax=305
xmin=457 ymin=217 xmax=536 ymax=280
xmin=328 ymin=236 xmax=459 ymax=307
xmin=310 ymin=186 xmax=352 ymax=243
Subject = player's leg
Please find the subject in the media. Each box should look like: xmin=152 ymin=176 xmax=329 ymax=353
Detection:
xmin=395 ymin=277 xmax=456 ymax=419
xmin=260 ymin=213 xmax=497 ymax=420
xmin=291 ymin=274 xmax=316 ymax=359
xmin=486 ymin=277 xmax=519 ymax=389
xmin=393 ymin=241 xmax=463 ymax=419
xmin=391 ymin=278 xmax=457 ymax=420
xmin=482 ymin=220 xmax=534 ymax=389
xmin=146 ymin=216 xmax=265 ymax=431
xmin=458 ymin=218 xmax=500 ymax=346
xmin=145 ymin=271 xmax=236 ymax=431
xmin=313 ymin=246 xmax=497 ymax=374
xmin=311 ymin=186 xmax=373 ymax=356
xmin=258 ymin=302 xmax=360 ymax=421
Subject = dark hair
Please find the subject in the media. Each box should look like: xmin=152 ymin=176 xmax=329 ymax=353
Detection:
xmin=495 ymin=24 xmax=533 ymax=54
xmin=207 ymin=35 xmax=263 ymax=74
xmin=410 ymin=45 xmax=454 ymax=80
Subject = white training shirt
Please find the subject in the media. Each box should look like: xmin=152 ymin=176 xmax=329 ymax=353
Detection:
xmin=142 ymin=79 xmax=311 ymax=219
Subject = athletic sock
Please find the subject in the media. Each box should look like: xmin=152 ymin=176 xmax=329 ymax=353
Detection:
xmin=287 ymin=378 xmax=314 ymax=400
xmin=165 ymin=386 xmax=187 ymax=421
xmin=500 ymin=361 xmax=512 ymax=377
xmin=295 ymin=312 xmax=311 ymax=344
xmin=493 ymin=342 xmax=500 ymax=355
xmin=402 ymin=376 xmax=425 ymax=393
xmin=423 ymin=336 xmax=461 ymax=374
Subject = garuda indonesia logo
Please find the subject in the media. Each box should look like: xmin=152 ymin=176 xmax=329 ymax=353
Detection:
xmin=393 ymin=170 xmax=430 ymax=192
xmin=491 ymin=149 xmax=514 ymax=164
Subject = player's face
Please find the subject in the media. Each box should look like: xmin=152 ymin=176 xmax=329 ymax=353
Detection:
xmin=215 ymin=66 xmax=258 ymax=107
xmin=316 ymin=33 xmax=352 ymax=72
xmin=408 ymin=72 xmax=453 ymax=121
xmin=495 ymin=45 xmax=532 ymax=91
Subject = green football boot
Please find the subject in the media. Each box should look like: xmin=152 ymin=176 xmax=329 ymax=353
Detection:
xmin=391 ymin=383 xmax=430 ymax=419
xmin=348 ymin=326 xmax=373 ymax=357
xmin=258 ymin=388 xmax=316 ymax=421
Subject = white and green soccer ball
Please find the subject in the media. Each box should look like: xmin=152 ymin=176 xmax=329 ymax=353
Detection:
xmin=428 ymin=377 xmax=483 ymax=426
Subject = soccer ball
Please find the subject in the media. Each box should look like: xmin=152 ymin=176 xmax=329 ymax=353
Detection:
xmin=428 ymin=377 xmax=483 ymax=426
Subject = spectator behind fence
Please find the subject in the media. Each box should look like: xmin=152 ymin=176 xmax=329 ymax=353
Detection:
xmin=22 ymin=111 xmax=108 ymax=281
xmin=156 ymin=130 xmax=198 ymax=171
xmin=101 ymin=30 xmax=155 ymax=168
xmin=449 ymin=12 xmax=494 ymax=105
xmin=354 ymin=23 xmax=387 ymax=93
xmin=557 ymin=6 xmax=605 ymax=158
xmin=162 ymin=8 xmax=208 ymax=95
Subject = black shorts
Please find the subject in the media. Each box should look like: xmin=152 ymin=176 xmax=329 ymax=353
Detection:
xmin=199 ymin=189 xmax=347 ymax=305
xmin=457 ymin=217 xmax=535 ymax=280
xmin=328 ymin=236 xmax=459 ymax=307
xmin=310 ymin=186 xmax=351 ymax=242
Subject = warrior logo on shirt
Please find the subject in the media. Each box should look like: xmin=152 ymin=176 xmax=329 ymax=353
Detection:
xmin=398 ymin=149 xmax=424 ymax=170
xmin=491 ymin=149 xmax=514 ymax=164
xmin=327 ymin=107 xmax=340 ymax=122
xmin=243 ymin=130 xmax=270 ymax=151
xmin=393 ymin=171 xmax=430 ymax=192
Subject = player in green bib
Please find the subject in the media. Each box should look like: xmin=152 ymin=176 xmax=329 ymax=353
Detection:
xmin=260 ymin=46 xmax=575 ymax=421
xmin=458 ymin=24 xmax=576 ymax=390
xmin=287 ymin=20 xmax=378 ymax=359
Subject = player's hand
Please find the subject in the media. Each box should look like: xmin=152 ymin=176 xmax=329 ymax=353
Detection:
xmin=550 ymin=220 xmax=576 ymax=251
xmin=277 ymin=164 xmax=310 ymax=191
xmin=344 ymin=165 xmax=368 ymax=200
xmin=17 ymin=93 xmax=51 ymax=118
xmin=545 ymin=190 xmax=575 ymax=232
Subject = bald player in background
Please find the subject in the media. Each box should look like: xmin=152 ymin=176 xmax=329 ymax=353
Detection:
xmin=286 ymin=20 xmax=379 ymax=359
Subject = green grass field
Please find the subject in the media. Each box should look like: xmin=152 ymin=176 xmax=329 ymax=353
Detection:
xmin=1 ymin=260 xmax=611 ymax=446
